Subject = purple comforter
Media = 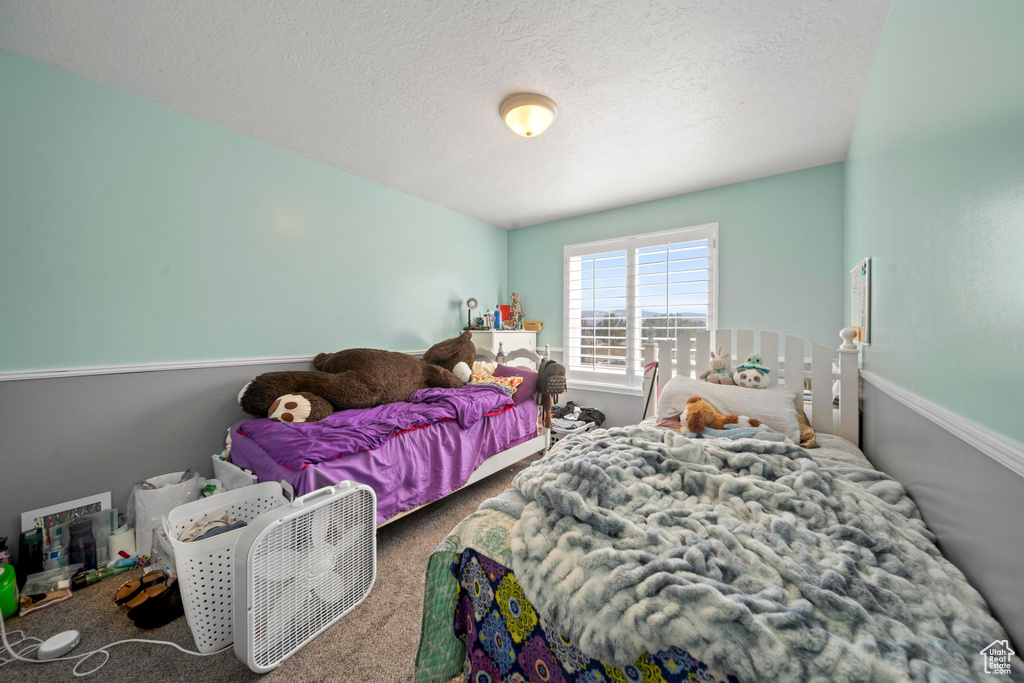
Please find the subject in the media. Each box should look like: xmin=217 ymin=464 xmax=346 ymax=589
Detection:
xmin=229 ymin=386 xmax=538 ymax=523
xmin=236 ymin=384 xmax=513 ymax=471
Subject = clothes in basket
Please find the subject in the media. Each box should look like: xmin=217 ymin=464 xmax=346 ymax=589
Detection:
xmin=550 ymin=401 xmax=605 ymax=432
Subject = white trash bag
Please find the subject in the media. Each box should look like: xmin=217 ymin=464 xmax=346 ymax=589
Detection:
xmin=128 ymin=470 xmax=201 ymax=560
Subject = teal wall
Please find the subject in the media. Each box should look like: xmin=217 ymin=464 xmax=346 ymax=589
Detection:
xmin=509 ymin=163 xmax=846 ymax=350
xmin=845 ymin=0 xmax=1024 ymax=443
xmin=0 ymin=51 xmax=506 ymax=371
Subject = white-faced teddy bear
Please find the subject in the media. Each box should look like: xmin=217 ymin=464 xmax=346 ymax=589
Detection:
xmin=733 ymin=354 xmax=771 ymax=388
xmin=699 ymin=350 xmax=735 ymax=385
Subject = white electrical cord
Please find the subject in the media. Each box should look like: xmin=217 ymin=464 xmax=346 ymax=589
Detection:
xmin=0 ymin=609 xmax=229 ymax=676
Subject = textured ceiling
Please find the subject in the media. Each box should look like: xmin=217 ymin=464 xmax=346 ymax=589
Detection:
xmin=0 ymin=0 xmax=890 ymax=228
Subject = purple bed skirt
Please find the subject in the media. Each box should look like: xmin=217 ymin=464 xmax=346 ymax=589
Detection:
xmin=228 ymin=400 xmax=539 ymax=523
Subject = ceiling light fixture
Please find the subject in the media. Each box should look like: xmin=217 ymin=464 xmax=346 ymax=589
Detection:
xmin=499 ymin=93 xmax=557 ymax=138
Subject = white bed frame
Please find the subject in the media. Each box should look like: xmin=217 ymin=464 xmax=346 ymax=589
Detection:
xmin=377 ymin=344 xmax=551 ymax=526
xmin=219 ymin=345 xmax=552 ymax=526
xmin=642 ymin=327 xmax=860 ymax=445
xmin=237 ymin=348 xmax=552 ymax=528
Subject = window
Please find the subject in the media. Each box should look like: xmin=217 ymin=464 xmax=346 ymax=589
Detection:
xmin=563 ymin=223 xmax=718 ymax=391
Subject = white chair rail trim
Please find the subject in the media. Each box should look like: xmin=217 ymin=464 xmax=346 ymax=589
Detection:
xmin=1 ymin=343 xmax=563 ymax=383
xmin=861 ymin=370 xmax=1024 ymax=479
xmin=0 ymin=351 xmax=429 ymax=382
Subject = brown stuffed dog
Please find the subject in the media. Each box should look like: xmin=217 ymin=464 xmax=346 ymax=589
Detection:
xmin=683 ymin=395 xmax=760 ymax=435
xmin=239 ymin=332 xmax=477 ymax=423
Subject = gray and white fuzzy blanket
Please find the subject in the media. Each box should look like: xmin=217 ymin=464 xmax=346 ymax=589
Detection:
xmin=481 ymin=426 xmax=1009 ymax=682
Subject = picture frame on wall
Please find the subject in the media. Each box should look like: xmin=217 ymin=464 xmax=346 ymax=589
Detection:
xmin=850 ymin=257 xmax=871 ymax=344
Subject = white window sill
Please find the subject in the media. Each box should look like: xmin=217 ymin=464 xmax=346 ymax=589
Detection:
xmin=566 ymin=380 xmax=644 ymax=398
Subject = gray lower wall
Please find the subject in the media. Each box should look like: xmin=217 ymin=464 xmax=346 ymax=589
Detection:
xmin=0 ymin=360 xmax=313 ymax=554
xmin=562 ymin=387 xmax=644 ymax=428
xmin=1 ymin=349 xmax=641 ymax=555
xmin=861 ymin=379 xmax=1023 ymax=650
xmin=6 ymin=359 xmax=1019 ymax=651
xmin=544 ymin=350 xmax=644 ymax=428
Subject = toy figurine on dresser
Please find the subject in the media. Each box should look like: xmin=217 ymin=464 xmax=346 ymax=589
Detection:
xmin=509 ymin=292 xmax=525 ymax=330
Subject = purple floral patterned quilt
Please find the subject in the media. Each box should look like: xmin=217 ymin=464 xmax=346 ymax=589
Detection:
xmin=453 ymin=549 xmax=736 ymax=683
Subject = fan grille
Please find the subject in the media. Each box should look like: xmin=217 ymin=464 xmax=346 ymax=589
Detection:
xmin=249 ymin=487 xmax=375 ymax=669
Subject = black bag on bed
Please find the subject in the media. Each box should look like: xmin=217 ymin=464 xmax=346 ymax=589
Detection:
xmin=534 ymin=360 xmax=567 ymax=430
xmin=535 ymin=359 xmax=566 ymax=400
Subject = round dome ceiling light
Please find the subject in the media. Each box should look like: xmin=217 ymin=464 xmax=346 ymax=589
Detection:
xmin=500 ymin=93 xmax=557 ymax=138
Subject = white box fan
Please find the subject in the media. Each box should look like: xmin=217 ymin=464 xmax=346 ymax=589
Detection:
xmin=232 ymin=482 xmax=377 ymax=673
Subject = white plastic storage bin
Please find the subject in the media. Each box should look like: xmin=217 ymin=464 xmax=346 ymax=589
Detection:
xmin=166 ymin=482 xmax=287 ymax=653
xmin=211 ymin=453 xmax=259 ymax=491
xmin=550 ymin=421 xmax=594 ymax=445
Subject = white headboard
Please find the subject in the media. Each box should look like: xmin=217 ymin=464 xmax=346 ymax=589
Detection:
xmin=475 ymin=343 xmax=551 ymax=371
xmin=642 ymin=328 xmax=860 ymax=445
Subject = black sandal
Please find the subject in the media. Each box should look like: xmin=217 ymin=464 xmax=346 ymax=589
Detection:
xmin=141 ymin=570 xmax=168 ymax=587
xmin=114 ymin=570 xmax=167 ymax=606
xmin=124 ymin=582 xmax=169 ymax=610
xmin=128 ymin=580 xmax=184 ymax=629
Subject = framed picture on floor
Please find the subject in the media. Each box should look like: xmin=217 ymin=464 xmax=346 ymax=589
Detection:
xmin=21 ymin=492 xmax=112 ymax=533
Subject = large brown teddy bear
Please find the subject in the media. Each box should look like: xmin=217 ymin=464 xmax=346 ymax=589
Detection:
xmin=421 ymin=330 xmax=476 ymax=376
xmin=240 ymin=332 xmax=476 ymax=423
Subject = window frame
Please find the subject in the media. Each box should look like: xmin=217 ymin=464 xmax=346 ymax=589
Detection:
xmin=562 ymin=222 xmax=719 ymax=395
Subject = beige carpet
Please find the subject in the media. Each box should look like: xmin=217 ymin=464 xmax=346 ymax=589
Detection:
xmin=5 ymin=457 xmax=536 ymax=682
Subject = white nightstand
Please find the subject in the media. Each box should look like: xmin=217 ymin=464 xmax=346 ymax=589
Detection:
xmin=469 ymin=329 xmax=537 ymax=355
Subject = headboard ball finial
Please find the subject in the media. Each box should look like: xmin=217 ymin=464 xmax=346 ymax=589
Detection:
xmin=839 ymin=327 xmax=858 ymax=351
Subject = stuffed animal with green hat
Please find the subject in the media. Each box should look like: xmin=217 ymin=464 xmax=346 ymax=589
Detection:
xmin=733 ymin=353 xmax=770 ymax=388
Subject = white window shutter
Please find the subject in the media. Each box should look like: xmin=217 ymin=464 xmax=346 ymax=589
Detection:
xmin=564 ymin=224 xmax=717 ymax=390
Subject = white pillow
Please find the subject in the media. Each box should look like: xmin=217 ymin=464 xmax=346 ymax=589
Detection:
xmin=657 ymin=374 xmax=801 ymax=442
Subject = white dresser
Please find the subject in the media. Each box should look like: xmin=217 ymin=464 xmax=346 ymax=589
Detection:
xmin=468 ymin=329 xmax=537 ymax=355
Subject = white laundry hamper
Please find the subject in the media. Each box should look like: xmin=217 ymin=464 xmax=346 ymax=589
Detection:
xmin=166 ymin=482 xmax=288 ymax=653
